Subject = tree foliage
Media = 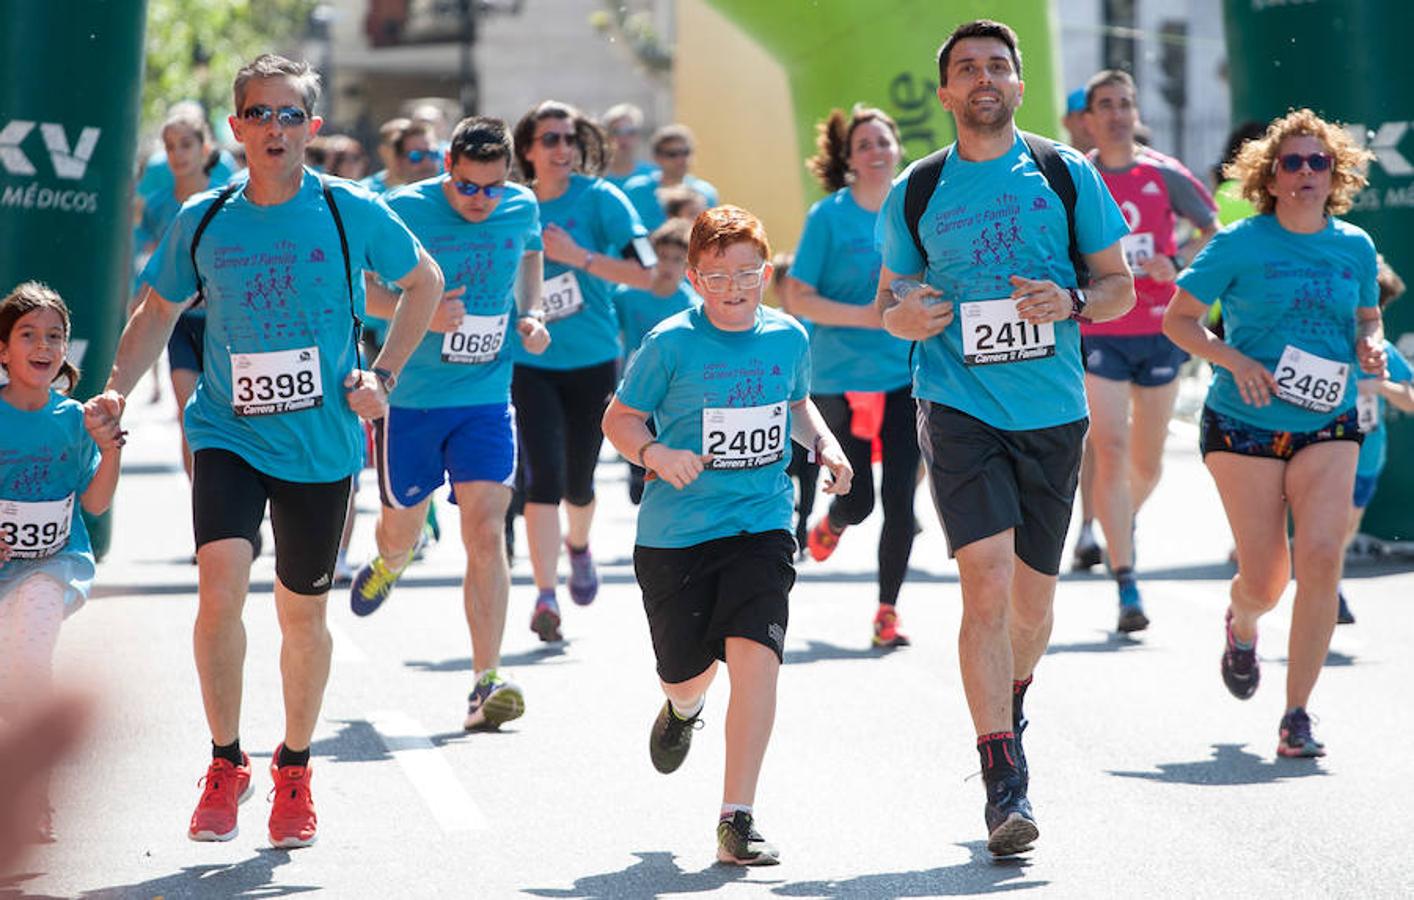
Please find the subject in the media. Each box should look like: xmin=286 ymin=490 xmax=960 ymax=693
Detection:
xmin=142 ymin=0 xmax=317 ymax=134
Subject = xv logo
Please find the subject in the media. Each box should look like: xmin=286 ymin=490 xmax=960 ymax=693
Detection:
xmin=0 ymin=121 xmax=102 ymax=179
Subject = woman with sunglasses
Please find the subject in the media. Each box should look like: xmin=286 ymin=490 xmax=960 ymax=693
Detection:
xmin=1163 ymin=108 xmax=1385 ymax=758
xmin=511 ymin=100 xmax=656 ymax=642
xmin=782 ymin=105 xmax=918 ymax=650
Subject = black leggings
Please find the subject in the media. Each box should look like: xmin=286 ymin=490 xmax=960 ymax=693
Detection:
xmin=511 ymin=361 xmax=617 ymax=507
xmin=814 ymin=387 xmax=920 ymax=606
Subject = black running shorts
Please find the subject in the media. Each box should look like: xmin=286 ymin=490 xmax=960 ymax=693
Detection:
xmin=916 ymin=401 xmax=1086 ymax=576
xmin=192 ymin=448 xmax=352 ymax=595
xmin=633 ymin=530 xmax=795 ymax=683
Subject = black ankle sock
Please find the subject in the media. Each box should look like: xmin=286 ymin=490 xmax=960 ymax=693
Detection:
xmin=1012 ymin=676 xmax=1032 ymax=724
xmin=977 ymin=731 xmax=1018 ymax=778
xmin=212 ymin=738 xmax=243 ymax=766
xmin=277 ymin=744 xmax=311 ymax=768
xmin=1114 ymin=566 xmax=1136 ymax=587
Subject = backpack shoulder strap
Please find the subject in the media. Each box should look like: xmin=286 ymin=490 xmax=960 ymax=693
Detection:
xmin=1020 ymin=131 xmax=1088 ymax=286
xmin=188 ymin=183 xmax=240 ymax=306
xmin=904 ymin=145 xmax=951 ymax=270
xmin=320 ymin=175 xmax=365 ymax=369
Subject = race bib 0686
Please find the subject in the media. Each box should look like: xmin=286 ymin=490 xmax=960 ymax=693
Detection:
xmin=441 ymin=314 xmax=508 ymax=365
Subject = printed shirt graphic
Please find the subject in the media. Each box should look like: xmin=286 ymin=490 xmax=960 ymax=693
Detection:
xmin=616 ymin=304 xmax=810 ymax=548
xmin=0 ymin=391 xmax=100 ymax=612
xmin=876 ymin=131 xmax=1129 ymax=430
xmin=615 ymin=279 xmax=701 ymax=359
xmin=385 ymin=178 xmax=542 ymax=409
xmin=1357 ymin=340 xmax=1411 ymax=476
xmin=515 ymin=174 xmax=647 ymax=371
xmin=143 ymin=169 xmax=423 ymax=482
xmin=1177 ymin=214 xmax=1378 ymax=432
xmin=792 ymin=187 xmax=911 ymax=394
xmin=622 ymin=171 xmax=720 ymax=232
xmin=1084 ymin=147 xmax=1218 ymax=337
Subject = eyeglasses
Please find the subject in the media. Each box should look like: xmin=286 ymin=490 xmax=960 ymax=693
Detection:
xmin=404 ymin=148 xmax=436 ymax=163
xmin=241 ymin=105 xmax=308 ymax=128
xmin=451 ymin=178 xmax=506 ymax=198
xmin=656 ymin=147 xmax=691 ymax=159
xmin=1274 ymin=152 xmax=1333 ymax=174
xmin=536 ymin=132 xmax=580 ymax=149
xmin=694 ymin=264 xmax=767 ymax=294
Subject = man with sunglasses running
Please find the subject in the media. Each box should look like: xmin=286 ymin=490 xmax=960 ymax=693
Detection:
xmin=90 ymin=54 xmax=443 ymax=849
xmin=350 ymin=116 xmax=549 ymax=732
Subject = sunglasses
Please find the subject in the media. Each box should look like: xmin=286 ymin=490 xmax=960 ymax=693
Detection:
xmin=241 ymin=105 xmax=308 ymax=127
xmin=536 ymin=132 xmax=580 ymax=149
xmin=1274 ymin=152 xmax=1333 ymax=173
xmin=611 ymin=126 xmax=640 ymax=138
xmin=656 ymin=147 xmax=691 ymax=159
xmin=404 ymin=148 xmax=436 ymax=163
xmin=452 ymin=178 xmax=506 ymax=198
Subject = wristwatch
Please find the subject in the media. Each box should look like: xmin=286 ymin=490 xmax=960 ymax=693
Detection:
xmin=372 ymin=366 xmax=397 ymax=392
xmin=1067 ymin=288 xmax=1090 ymax=323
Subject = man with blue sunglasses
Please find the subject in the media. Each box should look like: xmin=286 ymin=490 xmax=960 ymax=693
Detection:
xmin=352 ymin=116 xmax=550 ymax=736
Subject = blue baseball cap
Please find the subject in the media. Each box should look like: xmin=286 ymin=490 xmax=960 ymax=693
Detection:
xmin=1066 ymin=88 xmax=1086 ymax=115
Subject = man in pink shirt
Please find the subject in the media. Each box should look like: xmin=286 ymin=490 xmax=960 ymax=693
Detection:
xmin=1076 ymin=69 xmax=1219 ymax=632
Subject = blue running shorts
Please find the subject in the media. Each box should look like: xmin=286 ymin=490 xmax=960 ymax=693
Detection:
xmin=373 ymin=403 xmax=517 ymax=508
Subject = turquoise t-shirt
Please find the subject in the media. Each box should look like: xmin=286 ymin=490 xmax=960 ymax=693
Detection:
xmin=617 ymin=304 xmax=810 ymax=548
xmin=143 ymin=169 xmax=423 ymax=482
xmin=360 ymin=170 xmax=391 ymax=194
xmin=136 ymin=148 xmax=239 ymax=200
xmin=792 ymin=187 xmax=911 ymax=394
xmin=0 ymin=391 xmax=99 ymax=613
xmin=384 ymin=177 xmax=542 ymax=409
xmin=615 ymin=280 xmax=700 ymax=358
xmin=622 ymin=171 xmax=720 ymax=232
xmin=1357 ymin=340 xmax=1411 ymax=476
xmin=516 ymin=174 xmax=647 ymax=371
xmin=876 ymin=131 xmax=1129 ymax=431
xmin=1177 ymin=215 xmax=1379 ymax=432
xmin=604 ymin=160 xmax=658 ymax=191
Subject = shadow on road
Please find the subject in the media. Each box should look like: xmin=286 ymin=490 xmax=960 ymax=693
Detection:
xmin=405 ymin=643 xmax=574 ymax=674
xmin=794 ymin=567 xmax=958 ymax=585
xmin=769 ymin=841 xmax=1046 ymax=897
xmin=1108 ymin=743 xmax=1328 ymax=786
xmin=782 ymin=641 xmax=895 ymax=666
xmin=521 ymin=850 xmax=758 ymax=898
xmin=1044 ymin=631 xmax=1145 ymax=656
xmin=2 ymin=849 xmax=314 ymax=899
xmin=247 ymin=720 xmax=392 ymax=766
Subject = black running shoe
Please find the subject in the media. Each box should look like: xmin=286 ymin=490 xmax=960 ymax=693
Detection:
xmin=717 ymin=811 xmax=780 ymax=865
xmin=1277 ymin=707 xmax=1326 ymax=758
xmin=648 ymin=700 xmax=702 ymax=774
xmin=1221 ymin=610 xmax=1260 ymax=700
xmin=1071 ymin=534 xmax=1102 ymax=571
xmin=1336 ymin=590 xmax=1355 ymax=625
xmin=984 ymin=771 xmax=1038 ymax=856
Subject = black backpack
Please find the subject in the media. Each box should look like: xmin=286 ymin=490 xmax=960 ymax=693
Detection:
xmin=187 ymin=175 xmax=363 ymax=367
xmin=903 ymin=131 xmax=1089 ymax=287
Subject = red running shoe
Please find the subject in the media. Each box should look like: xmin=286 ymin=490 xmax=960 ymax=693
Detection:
xmin=188 ymin=753 xmax=253 ymax=841
xmin=872 ymin=605 xmax=911 ymax=648
xmin=806 ymin=517 xmax=844 ymax=562
xmin=268 ymin=748 xmax=318 ymax=848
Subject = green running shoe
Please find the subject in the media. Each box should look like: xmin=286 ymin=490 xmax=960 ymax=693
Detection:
xmin=717 ymin=811 xmax=780 ymax=866
xmin=649 ymin=699 xmax=702 ymax=774
xmin=464 ymin=669 xmax=525 ymax=731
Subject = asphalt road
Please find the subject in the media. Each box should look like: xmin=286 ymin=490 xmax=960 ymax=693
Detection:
xmin=6 ymin=382 xmax=1412 ymax=899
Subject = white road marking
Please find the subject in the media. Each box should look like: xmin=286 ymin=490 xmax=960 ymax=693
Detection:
xmin=368 ymin=710 xmax=486 ymax=833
